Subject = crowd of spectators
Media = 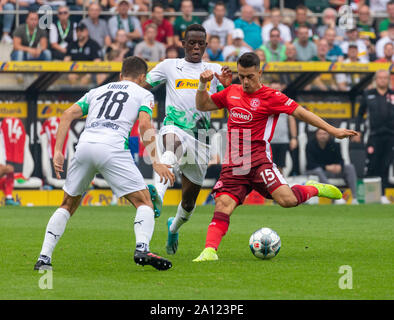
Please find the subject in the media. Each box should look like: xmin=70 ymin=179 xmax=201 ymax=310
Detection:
xmin=1 ymin=1 xmax=394 ymax=87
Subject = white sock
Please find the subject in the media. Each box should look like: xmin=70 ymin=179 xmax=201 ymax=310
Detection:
xmin=134 ymin=205 xmax=155 ymax=251
xmin=154 ymin=150 xmax=177 ymax=201
xmin=169 ymin=202 xmax=195 ymax=234
xmin=40 ymin=208 xmax=70 ymax=259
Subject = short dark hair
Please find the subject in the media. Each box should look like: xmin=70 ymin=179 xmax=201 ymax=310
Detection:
xmin=121 ymin=56 xmax=148 ymax=78
xmin=209 ymin=35 xmax=220 ymax=42
xmin=296 ymin=4 xmax=307 ymax=12
xmin=237 ymin=52 xmax=261 ymax=69
xmin=26 ymin=9 xmax=38 ymax=19
xmin=152 ymin=3 xmax=164 ymax=11
xmin=270 ymin=27 xmax=280 ymax=35
xmin=214 ymin=1 xmax=226 ymax=9
xmin=184 ymin=24 xmax=206 ymax=40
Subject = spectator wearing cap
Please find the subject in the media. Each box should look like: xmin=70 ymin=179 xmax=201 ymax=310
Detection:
xmin=81 ymin=2 xmax=112 ymax=49
xmin=173 ymin=0 xmax=201 ymax=47
xmin=108 ymin=0 xmax=143 ymax=48
xmin=259 ymin=27 xmax=286 ymax=62
xmin=234 ymin=5 xmax=262 ymax=50
xmin=324 ymin=28 xmax=344 ymax=62
xmin=293 ymin=25 xmax=317 ymax=61
xmin=134 ymin=23 xmax=166 ymax=61
xmin=203 ymin=1 xmax=235 ymax=48
xmin=206 ymin=35 xmax=224 ymax=61
xmin=379 ymin=0 xmax=394 ymax=38
xmin=64 ymin=22 xmax=103 ymax=86
xmin=222 ymin=29 xmax=252 ymax=61
xmin=64 ymin=22 xmax=103 ymax=61
xmin=336 ymin=44 xmax=365 ymax=91
xmin=261 ymin=7 xmax=292 ymax=44
xmin=142 ymin=3 xmax=174 ymax=47
xmin=376 ymin=23 xmax=394 ymax=59
xmin=49 ymin=6 xmax=77 ymax=60
xmin=340 ymin=27 xmax=369 ymax=62
xmin=11 ymin=11 xmax=52 ymax=61
xmin=290 ymin=4 xmax=317 ymax=41
xmin=316 ymin=7 xmax=346 ymax=42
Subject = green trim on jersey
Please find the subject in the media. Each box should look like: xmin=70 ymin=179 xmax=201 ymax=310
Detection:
xmin=76 ymin=96 xmax=89 ymax=116
xmin=163 ymin=105 xmax=210 ymax=139
xmin=146 ymin=73 xmax=162 ymax=88
xmin=217 ymin=84 xmax=225 ymax=92
xmin=139 ymin=105 xmax=153 ymax=118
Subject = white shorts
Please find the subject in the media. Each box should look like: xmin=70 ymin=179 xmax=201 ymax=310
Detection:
xmin=64 ymin=142 xmax=147 ymax=198
xmin=159 ymin=125 xmax=210 ymax=186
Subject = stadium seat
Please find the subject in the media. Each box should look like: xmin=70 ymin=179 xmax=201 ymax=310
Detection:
xmin=40 ymin=117 xmax=74 ymax=188
xmin=0 ymin=117 xmax=42 ymax=188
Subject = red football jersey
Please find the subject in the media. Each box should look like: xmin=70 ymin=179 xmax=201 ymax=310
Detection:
xmin=211 ymin=84 xmax=299 ymax=169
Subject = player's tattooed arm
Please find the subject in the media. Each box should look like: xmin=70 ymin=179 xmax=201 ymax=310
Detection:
xmin=54 ymin=104 xmax=83 ymax=179
xmin=138 ymin=111 xmax=175 ymax=186
xmin=196 ymin=70 xmax=220 ymax=112
xmin=292 ymin=106 xmax=359 ymax=139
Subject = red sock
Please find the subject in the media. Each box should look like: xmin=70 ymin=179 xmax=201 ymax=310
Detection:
xmin=291 ymin=185 xmax=318 ymax=205
xmin=4 ymin=172 xmax=14 ymax=197
xmin=205 ymin=211 xmax=230 ymax=250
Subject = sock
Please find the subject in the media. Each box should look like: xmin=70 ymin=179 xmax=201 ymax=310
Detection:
xmin=134 ymin=205 xmax=155 ymax=252
xmin=169 ymin=202 xmax=194 ymax=234
xmin=154 ymin=151 xmax=177 ymax=202
xmin=291 ymin=185 xmax=318 ymax=205
xmin=40 ymin=208 xmax=71 ymax=259
xmin=4 ymin=172 xmax=14 ymax=198
xmin=205 ymin=211 xmax=230 ymax=250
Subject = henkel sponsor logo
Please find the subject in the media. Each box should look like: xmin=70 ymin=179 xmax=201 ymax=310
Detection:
xmin=230 ymin=107 xmax=253 ymax=123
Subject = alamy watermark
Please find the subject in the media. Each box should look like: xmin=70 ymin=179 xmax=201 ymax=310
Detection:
xmin=338 ymin=265 xmax=353 ymax=290
xmin=38 ymin=269 xmax=53 ymax=290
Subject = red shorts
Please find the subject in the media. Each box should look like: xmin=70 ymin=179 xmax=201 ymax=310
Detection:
xmin=212 ymin=163 xmax=287 ymax=205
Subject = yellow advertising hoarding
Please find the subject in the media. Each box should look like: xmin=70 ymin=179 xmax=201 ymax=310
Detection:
xmin=0 ymin=102 xmax=28 ymax=118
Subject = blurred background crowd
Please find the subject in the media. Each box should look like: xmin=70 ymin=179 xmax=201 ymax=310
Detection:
xmin=1 ymin=0 xmax=394 ymax=69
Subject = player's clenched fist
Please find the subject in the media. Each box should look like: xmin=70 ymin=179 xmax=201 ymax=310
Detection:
xmin=200 ymin=70 xmax=214 ymax=83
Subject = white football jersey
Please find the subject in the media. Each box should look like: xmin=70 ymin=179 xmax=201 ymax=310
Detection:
xmin=76 ymin=80 xmax=154 ymax=149
xmin=146 ymin=58 xmax=224 ymax=133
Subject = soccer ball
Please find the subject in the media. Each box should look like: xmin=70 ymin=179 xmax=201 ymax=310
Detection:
xmin=249 ymin=227 xmax=281 ymax=260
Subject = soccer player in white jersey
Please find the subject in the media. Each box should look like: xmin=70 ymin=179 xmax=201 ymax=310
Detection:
xmin=34 ymin=57 xmax=175 ymax=271
xmin=144 ymin=24 xmax=232 ymax=255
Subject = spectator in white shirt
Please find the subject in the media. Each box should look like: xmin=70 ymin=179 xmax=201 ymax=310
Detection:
xmin=262 ymin=7 xmax=292 ymax=44
xmin=376 ymin=23 xmax=394 ymax=59
xmin=202 ymin=1 xmax=235 ymax=47
xmin=222 ymin=28 xmax=252 ymax=61
xmin=108 ymin=0 xmax=142 ymax=46
xmin=340 ymin=27 xmax=369 ymax=62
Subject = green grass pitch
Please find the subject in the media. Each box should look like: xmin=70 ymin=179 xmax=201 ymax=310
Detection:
xmin=0 ymin=204 xmax=393 ymax=300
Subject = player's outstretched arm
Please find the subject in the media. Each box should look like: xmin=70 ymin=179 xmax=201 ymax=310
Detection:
xmin=54 ymin=104 xmax=83 ymax=179
xmin=292 ymin=106 xmax=359 ymax=139
xmin=196 ymin=70 xmax=220 ymax=112
xmin=138 ymin=111 xmax=175 ymax=186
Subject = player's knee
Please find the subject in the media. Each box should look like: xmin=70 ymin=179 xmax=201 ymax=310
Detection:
xmin=181 ymin=199 xmax=196 ymax=213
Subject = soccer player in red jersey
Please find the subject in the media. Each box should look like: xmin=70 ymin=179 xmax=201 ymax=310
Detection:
xmin=193 ymin=52 xmax=358 ymax=261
